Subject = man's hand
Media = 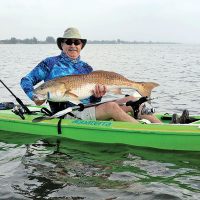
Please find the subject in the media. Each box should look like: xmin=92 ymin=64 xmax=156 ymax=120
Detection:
xmin=32 ymin=94 xmax=46 ymax=106
xmin=34 ymin=99 xmax=46 ymax=106
xmin=93 ymin=84 xmax=107 ymax=98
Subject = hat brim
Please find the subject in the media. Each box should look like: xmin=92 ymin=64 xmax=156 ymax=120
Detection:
xmin=57 ymin=37 xmax=87 ymax=50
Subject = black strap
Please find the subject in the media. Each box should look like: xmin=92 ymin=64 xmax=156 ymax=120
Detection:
xmin=48 ymin=101 xmax=74 ymax=114
xmin=126 ymin=97 xmax=148 ymax=119
xmin=57 ymin=112 xmax=82 ymax=135
xmin=57 ymin=116 xmax=65 ymax=135
xmin=49 ymin=102 xmax=86 ymax=135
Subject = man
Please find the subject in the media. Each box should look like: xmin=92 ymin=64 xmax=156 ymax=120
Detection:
xmin=21 ymin=27 xmax=161 ymax=123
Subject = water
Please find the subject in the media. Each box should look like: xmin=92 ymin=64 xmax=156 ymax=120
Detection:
xmin=1 ymin=44 xmax=200 ymax=114
xmin=0 ymin=44 xmax=200 ymax=199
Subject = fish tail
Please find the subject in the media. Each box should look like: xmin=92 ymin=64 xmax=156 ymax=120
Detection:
xmin=135 ymin=82 xmax=159 ymax=97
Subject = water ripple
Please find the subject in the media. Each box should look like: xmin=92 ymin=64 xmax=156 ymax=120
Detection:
xmin=1 ymin=44 xmax=200 ymax=199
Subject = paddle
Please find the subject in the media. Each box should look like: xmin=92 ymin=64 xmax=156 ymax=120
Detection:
xmin=32 ymin=107 xmax=73 ymax=122
xmin=0 ymin=79 xmax=32 ymax=114
xmin=32 ymin=97 xmax=151 ymax=122
xmin=32 ymin=99 xmax=128 ymax=122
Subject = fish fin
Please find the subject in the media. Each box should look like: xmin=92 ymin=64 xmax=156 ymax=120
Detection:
xmin=132 ymin=91 xmax=142 ymax=98
xmin=91 ymin=70 xmax=106 ymax=73
xmin=137 ymin=82 xmax=159 ymax=97
xmin=67 ymin=92 xmax=81 ymax=105
xmin=110 ymin=88 xmax=123 ymax=95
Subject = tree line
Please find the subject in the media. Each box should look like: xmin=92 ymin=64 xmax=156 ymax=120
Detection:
xmin=0 ymin=36 xmax=56 ymax=44
xmin=0 ymin=37 xmax=178 ymax=44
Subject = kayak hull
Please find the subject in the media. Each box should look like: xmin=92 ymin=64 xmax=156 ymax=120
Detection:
xmin=1 ymin=106 xmax=200 ymax=151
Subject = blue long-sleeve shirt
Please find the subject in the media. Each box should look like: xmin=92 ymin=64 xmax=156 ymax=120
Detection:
xmin=21 ymin=52 xmax=99 ymax=104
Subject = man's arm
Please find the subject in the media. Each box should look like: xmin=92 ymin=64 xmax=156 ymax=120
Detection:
xmin=20 ymin=60 xmax=49 ymax=103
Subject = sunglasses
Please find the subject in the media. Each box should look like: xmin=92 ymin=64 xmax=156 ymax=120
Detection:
xmin=64 ymin=39 xmax=82 ymax=46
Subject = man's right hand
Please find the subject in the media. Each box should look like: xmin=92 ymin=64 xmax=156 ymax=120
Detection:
xmin=93 ymin=84 xmax=107 ymax=98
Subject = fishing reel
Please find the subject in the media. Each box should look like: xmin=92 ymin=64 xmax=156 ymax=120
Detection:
xmin=141 ymin=103 xmax=155 ymax=115
xmin=12 ymin=105 xmax=25 ymax=120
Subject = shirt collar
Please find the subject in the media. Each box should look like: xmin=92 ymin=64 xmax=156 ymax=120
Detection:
xmin=60 ymin=51 xmax=80 ymax=63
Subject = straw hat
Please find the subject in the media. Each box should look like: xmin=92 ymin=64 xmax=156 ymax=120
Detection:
xmin=57 ymin=27 xmax=87 ymax=50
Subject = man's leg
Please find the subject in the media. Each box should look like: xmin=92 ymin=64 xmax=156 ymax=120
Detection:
xmin=115 ymin=96 xmax=161 ymax=123
xmin=96 ymin=96 xmax=162 ymax=123
xmin=138 ymin=114 xmax=161 ymax=123
xmin=95 ymin=102 xmax=138 ymax=123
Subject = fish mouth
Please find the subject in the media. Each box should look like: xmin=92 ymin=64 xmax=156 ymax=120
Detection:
xmin=33 ymin=94 xmax=46 ymax=101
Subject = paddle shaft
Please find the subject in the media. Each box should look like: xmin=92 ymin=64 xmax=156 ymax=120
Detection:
xmin=32 ymin=99 xmax=125 ymax=122
xmin=72 ymin=99 xmax=121 ymax=111
xmin=0 ymin=79 xmax=32 ymax=114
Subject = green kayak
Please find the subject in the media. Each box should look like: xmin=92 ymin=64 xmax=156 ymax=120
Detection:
xmin=0 ymin=106 xmax=200 ymax=151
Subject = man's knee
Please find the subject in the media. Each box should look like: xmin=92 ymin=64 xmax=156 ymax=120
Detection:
xmin=126 ymin=96 xmax=137 ymax=102
xmin=104 ymin=102 xmax=121 ymax=112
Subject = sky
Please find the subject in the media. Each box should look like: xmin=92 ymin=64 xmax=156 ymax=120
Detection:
xmin=0 ymin=0 xmax=200 ymax=44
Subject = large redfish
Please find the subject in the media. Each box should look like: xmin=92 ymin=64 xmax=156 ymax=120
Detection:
xmin=33 ymin=70 xmax=159 ymax=104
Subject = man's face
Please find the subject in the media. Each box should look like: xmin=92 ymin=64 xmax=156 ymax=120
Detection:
xmin=61 ymin=39 xmax=83 ymax=59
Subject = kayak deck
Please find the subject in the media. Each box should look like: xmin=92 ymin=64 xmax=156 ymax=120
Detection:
xmin=0 ymin=106 xmax=200 ymax=151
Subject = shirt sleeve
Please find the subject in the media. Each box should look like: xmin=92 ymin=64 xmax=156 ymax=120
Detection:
xmin=84 ymin=63 xmax=93 ymax=74
xmin=20 ymin=60 xmax=50 ymax=100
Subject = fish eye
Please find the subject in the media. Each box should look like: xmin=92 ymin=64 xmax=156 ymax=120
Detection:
xmin=40 ymin=85 xmax=45 ymax=90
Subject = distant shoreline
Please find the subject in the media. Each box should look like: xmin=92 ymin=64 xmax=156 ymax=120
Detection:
xmin=0 ymin=41 xmax=180 ymax=45
xmin=0 ymin=37 xmax=179 ymax=45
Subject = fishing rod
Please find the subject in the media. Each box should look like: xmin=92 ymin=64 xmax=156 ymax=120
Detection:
xmin=0 ymin=79 xmax=32 ymax=114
